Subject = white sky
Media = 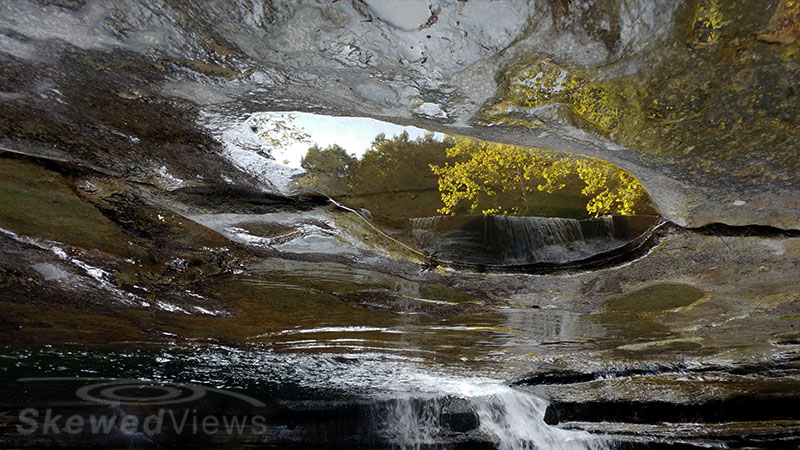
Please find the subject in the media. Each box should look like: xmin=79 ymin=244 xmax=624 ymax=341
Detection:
xmin=259 ymin=111 xmax=442 ymax=168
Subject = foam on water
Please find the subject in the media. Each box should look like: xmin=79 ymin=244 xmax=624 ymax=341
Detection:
xmin=2 ymin=347 xmax=608 ymax=449
xmin=471 ymin=387 xmax=608 ymax=450
xmin=373 ymin=377 xmax=608 ymax=450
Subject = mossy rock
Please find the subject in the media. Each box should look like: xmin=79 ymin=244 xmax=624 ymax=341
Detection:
xmin=604 ymin=283 xmax=706 ymax=313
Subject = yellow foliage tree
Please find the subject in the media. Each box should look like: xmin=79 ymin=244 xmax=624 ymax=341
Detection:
xmin=430 ymin=137 xmax=648 ymax=217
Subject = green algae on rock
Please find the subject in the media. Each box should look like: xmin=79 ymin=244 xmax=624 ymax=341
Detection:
xmin=603 ymin=283 xmax=707 ymax=313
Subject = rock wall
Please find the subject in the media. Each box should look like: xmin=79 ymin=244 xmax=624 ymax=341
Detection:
xmin=0 ymin=0 xmax=797 ymax=228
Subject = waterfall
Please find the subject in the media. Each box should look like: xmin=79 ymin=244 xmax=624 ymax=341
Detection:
xmin=410 ymin=216 xmax=442 ymax=231
xmin=600 ymin=215 xmax=614 ymax=237
xmin=580 ymin=215 xmax=615 ymax=240
xmin=375 ymin=396 xmax=444 ymax=449
xmin=375 ymin=385 xmax=609 ymax=450
xmin=409 ymin=216 xmax=443 ymax=250
xmin=487 ymin=215 xmax=584 ymax=248
xmin=486 ymin=216 xmax=585 ymax=263
xmin=405 ymin=215 xmax=626 ymax=265
xmin=472 ymin=387 xmax=607 ymax=450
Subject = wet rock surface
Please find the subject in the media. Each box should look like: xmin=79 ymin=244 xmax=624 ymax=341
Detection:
xmin=0 ymin=142 xmax=797 ymax=447
xmin=2 ymin=0 xmax=797 ymax=228
xmin=0 ymin=1 xmax=799 ymax=449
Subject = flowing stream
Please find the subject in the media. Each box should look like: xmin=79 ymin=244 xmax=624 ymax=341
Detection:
xmin=376 ymin=387 xmax=608 ymax=450
xmin=0 ymin=347 xmax=609 ymax=449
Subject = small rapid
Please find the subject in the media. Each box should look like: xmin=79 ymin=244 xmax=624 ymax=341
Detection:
xmin=1 ymin=347 xmax=609 ymax=449
xmin=374 ymin=384 xmax=608 ymax=450
xmin=471 ymin=388 xmax=607 ymax=450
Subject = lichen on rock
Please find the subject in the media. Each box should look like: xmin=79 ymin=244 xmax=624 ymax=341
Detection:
xmin=486 ymin=58 xmax=624 ymax=134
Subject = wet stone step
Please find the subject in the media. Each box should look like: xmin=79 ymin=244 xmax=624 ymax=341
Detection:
xmin=544 ymin=397 xmax=800 ymax=425
xmin=561 ymin=421 xmax=800 ymax=449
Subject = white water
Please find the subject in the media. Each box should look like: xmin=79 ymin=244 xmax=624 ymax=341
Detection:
xmin=376 ymin=384 xmax=608 ymax=450
xmin=409 ymin=216 xmax=443 ymax=249
xmin=366 ymin=367 xmax=608 ymax=450
xmin=163 ymin=347 xmax=609 ymax=449
xmin=377 ymin=397 xmax=444 ymax=449
xmin=472 ymin=387 xmax=608 ymax=450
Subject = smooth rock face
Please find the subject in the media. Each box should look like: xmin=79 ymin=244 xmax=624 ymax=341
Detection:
xmin=0 ymin=0 xmax=797 ymax=228
xmin=2 ymin=3 xmax=800 ymax=448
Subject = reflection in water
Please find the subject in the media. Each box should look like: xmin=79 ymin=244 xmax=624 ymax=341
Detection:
xmin=502 ymin=308 xmax=605 ymax=344
xmin=218 ymin=258 xmax=614 ymax=371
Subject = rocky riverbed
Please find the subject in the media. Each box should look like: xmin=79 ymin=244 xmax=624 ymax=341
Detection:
xmin=0 ymin=1 xmax=798 ymax=448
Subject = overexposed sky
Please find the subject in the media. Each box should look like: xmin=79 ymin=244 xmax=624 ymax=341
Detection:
xmin=259 ymin=112 xmax=442 ymax=168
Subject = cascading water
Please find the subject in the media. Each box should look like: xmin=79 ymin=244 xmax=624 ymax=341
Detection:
xmin=2 ymin=348 xmax=612 ymax=449
xmin=601 ymin=215 xmax=614 ymax=236
xmin=375 ymin=396 xmax=445 ymax=449
xmin=471 ymin=387 xmax=608 ymax=450
xmin=579 ymin=215 xmax=615 ymax=240
xmin=409 ymin=216 xmax=443 ymax=250
xmin=373 ymin=385 xmax=609 ymax=450
xmin=366 ymin=366 xmax=608 ymax=450
xmin=485 ymin=216 xmax=585 ymax=263
xmin=405 ymin=215 xmax=627 ymax=266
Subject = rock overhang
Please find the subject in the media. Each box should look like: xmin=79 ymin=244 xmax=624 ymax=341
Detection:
xmin=0 ymin=0 xmax=797 ymax=229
